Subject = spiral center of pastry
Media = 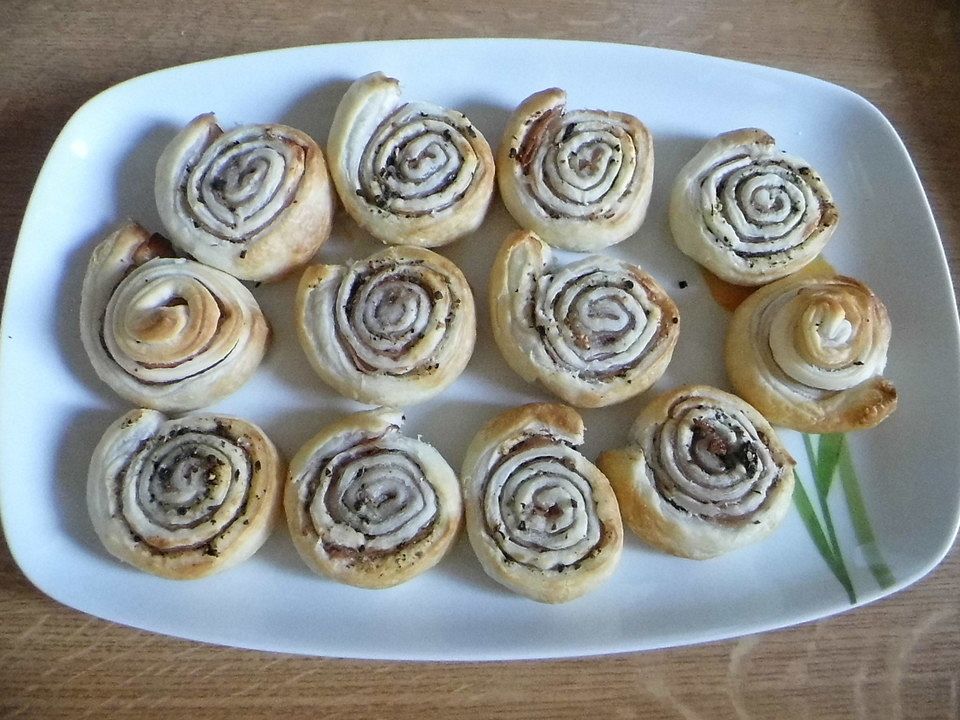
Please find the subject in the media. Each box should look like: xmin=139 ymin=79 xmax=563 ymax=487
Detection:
xmin=528 ymin=112 xmax=640 ymax=219
xmin=102 ymin=261 xmax=244 ymax=385
xmin=366 ymin=280 xmax=429 ymax=339
xmin=337 ymin=261 xmax=454 ymax=374
xmin=483 ymin=438 xmax=600 ymax=570
xmin=535 ymin=261 xmax=663 ymax=378
xmin=562 ymin=284 xmax=645 ymax=352
xmin=567 ymin=139 xmax=615 ymax=180
xmin=147 ymin=445 xmax=228 ymax=511
xmin=184 ymin=128 xmax=305 ymax=242
xmin=649 ymin=398 xmax=781 ymax=521
xmin=359 ymin=104 xmax=480 ymax=217
xmin=767 ymin=285 xmax=886 ymax=391
xmin=120 ymin=285 xmax=217 ymax=360
xmin=120 ymin=428 xmax=253 ymax=551
xmin=702 ymin=156 xmax=823 ymax=256
xmin=310 ymin=442 xmax=438 ymax=554
xmin=737 ymin=174 xmax=802 ymax=225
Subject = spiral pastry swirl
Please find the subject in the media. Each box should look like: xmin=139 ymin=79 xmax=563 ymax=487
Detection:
xmin=597 ymin=385 xmax=794 ymax=559
xmin=87 ymin=409 xmax=282 ymax=579
xmin=296 ymin=246 xmax=476 ymax=406
xmin=327 ymin=72 xmax=495 ymax=248
xmin=490 ymin=230 xmax=679 ymax=407
xmin=155 ymin=113 xmax=334 ymax=281
xmin=497 ymin=88 xmax=654 ymax=252
xmin=285 ymin=407 xmax=461 ymax=588
xmin=79 ymin=222 xmax=269 ymax=412
xmin=670 ymin=128 xmax=839 ymax=285
xmin=726 ymin=273 xmax=897 ymax=432
xmin=461 ymin=404 xmax=623 ymax=603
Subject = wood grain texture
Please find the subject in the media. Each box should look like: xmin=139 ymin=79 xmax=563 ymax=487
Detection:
xmin=1 ymin=1 xmax=958 ymax=718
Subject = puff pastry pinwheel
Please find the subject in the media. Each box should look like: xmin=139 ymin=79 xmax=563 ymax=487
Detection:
xmin=597 ymin=385 xmax=795 ymax=559
xmin=79 ymin=222 xmax=269 ymax=412
xmin=87 ymin=408 xmax=283 ymax=579
xmin=497 ymin=88 xmax=654 ymax=252
xmin=296 ymin=245 xmax=476 ymax=406
xmin=490 ymin=230 xmax=679 ymax=407
xmin=669 ymin=128 xmax=838 ymax=285
xmin=326 ymin=72 xmax=495 ymax=248
xmin=285 ymin=407 xmax=462 ymax=588
xmin=155 ymin=113 xmax=334 ymax=281
xmin=725 ymin=273 xmax=897 ymax=432
xmin=461 ymin=404 xmax=623 ymax=603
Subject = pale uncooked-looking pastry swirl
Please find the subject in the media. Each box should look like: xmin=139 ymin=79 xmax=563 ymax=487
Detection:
xmin=155 ymin=113 xmax=333 ymax=281
xmin=597 ymin=385 xmax=795 ymax=559
xmin=285 ymin=407 xmax=462 ymax=588
xmin=670 ymin=128 xmax=839 ymax=285
xmin=88 ymin=408 xmax=282 ymax=579
xmin=327 ymin=72 xmax=495 ymax=247
xmin=461 ymin=403 xmax=623 ymax=603
xmin=79 ymin=222 xmax=269 ymax=412
xmin=497 ymin=88 xmax=654 ymax=251
xmin=726 ymin=273 xmax=897 ymax=432
xmin=296 ymin=246 xmax=476 ymax=406
xmin=490 ymin=230 xmax=679 ymax=407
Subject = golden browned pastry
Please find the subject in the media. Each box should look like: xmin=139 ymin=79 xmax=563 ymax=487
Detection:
xmin=460 ymin=403 xmax=623 ymax=603
xmin=326 ymin=72 xmax=495 ymax=247
xmin=725 ymin=273 xmax=897 ymax=432
xmin=87 ymin=408 xmax=283 ymax=579
xmin=497 ymin=88 xmax=654 ymax=251
xmin=155 ymin=113 xmax=334 ymax=281
xmin=597 ymin=385 xmax=795 ymax=559
xmin=669 ymin=128 xmax=838 ymax=285
xmin=295 ymin=245 xmax=475 ymax=406
xmin=79 ymin=221 xmax=269 ymax=412
xmin=284 ymin=407 xmax=462 ymax=588
xmin=489 ymin=229 xmax=679 ymax=407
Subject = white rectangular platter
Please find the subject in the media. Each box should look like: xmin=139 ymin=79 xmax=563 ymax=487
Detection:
xmin=1 ymin=38 xmax=958 ymax=660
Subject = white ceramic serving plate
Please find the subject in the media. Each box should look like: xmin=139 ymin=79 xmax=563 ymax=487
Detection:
xmin=2 ymin=39 xmax=958 ymax=661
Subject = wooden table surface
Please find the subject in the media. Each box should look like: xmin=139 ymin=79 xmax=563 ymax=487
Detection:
xmin=2 ymin=2 xmax=958 ymax=718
